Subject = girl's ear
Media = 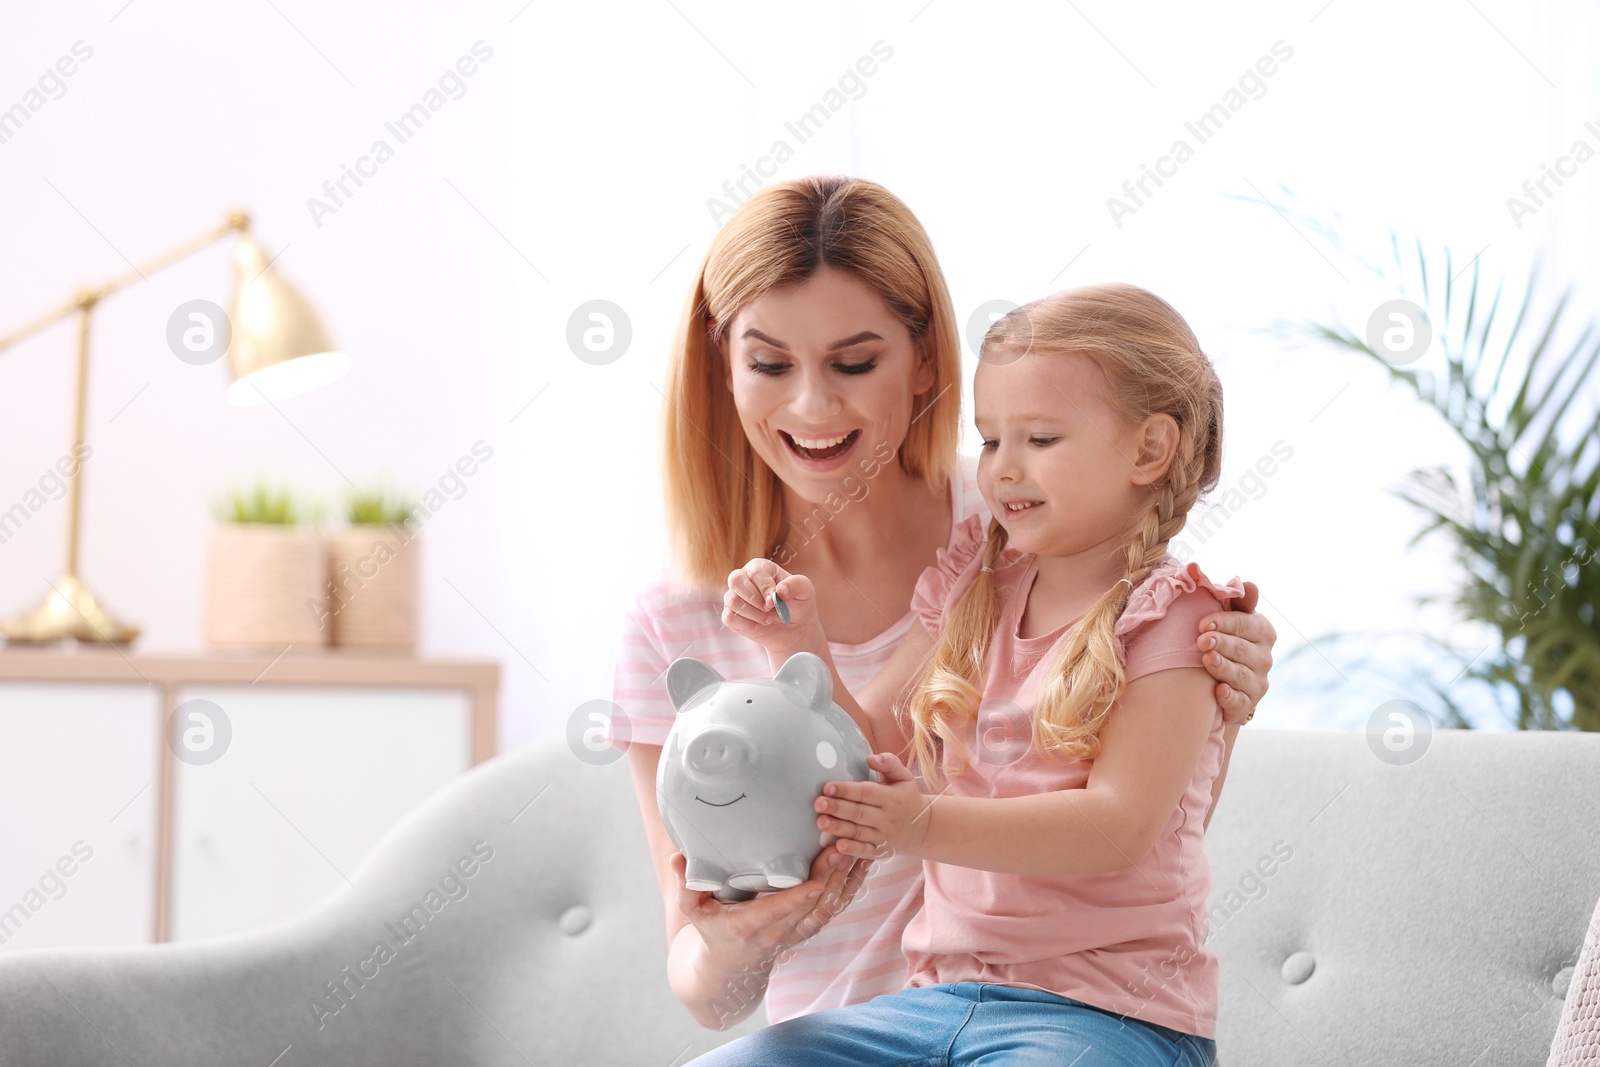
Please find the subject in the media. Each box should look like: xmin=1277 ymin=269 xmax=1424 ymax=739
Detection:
xmin=666 ymin=657 xmax=724 ymax=712
xmin=1129 ymin=413 xmax=1180 ymax=486
xmin=773 ymin=652 xmax=834 ymax=710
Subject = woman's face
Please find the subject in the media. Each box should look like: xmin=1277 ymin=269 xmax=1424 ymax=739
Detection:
xmin=720 ymin=266 xmax=935 ymax=500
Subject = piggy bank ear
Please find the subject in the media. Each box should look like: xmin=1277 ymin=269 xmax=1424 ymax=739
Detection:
xmin=773 ymin=652 xmax=833 ymax=710
xmin=666 ymin=657 xmax=724 ymax=712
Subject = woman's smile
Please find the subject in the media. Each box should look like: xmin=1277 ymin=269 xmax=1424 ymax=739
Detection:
xmin=780 ymin=428 xmax=862 ymax=469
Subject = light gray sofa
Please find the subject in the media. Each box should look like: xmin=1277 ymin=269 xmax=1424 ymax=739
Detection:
xmin=3 ymin=728 xmax=1597 ymax=1066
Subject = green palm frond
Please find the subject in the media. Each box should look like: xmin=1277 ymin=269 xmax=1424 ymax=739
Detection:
xmin=1280 ymin=215 xmax=1600 ymax=731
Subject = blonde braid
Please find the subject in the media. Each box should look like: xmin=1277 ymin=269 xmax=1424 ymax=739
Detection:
xmin=1029 ymin=440 xmax=1211 ymax=762
xmin=904 ymin=518 xmax=1012 ymax=786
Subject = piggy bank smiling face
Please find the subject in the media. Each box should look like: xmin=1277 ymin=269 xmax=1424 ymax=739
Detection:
xmin=680 ymin=722 xmax=755 ymax=808
xmin=656 ymin=652 xmax=874 ymax=898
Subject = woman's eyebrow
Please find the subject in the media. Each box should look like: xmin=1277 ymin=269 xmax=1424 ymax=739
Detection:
xmin=741 ymin=328 xmax=883 ymax=352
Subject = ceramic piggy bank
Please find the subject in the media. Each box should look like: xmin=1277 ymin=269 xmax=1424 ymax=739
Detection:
xmin=657 ymin=651 xmax=877 ymax=901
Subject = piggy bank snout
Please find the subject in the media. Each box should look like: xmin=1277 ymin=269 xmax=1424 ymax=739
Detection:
xmin=684 ymin=727 xmax=754 ymax=777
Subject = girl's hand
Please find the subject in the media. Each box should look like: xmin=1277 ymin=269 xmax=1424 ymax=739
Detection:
xmin=1197 ymin=580 xmax=1275 ymax=725
xmin=816 ymin=753 xmax=931 ymax=860
xmin=670 ymin=846 xmax=870 ymax=971
xmin=723 ymin=558 xmax=819 ymax=654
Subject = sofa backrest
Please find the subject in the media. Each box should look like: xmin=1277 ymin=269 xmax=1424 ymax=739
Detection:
xmin=1203 ymin=727 xmax=1599 ymax=1064
xmin=2 ymin=728 xmax=1596 ymax=1066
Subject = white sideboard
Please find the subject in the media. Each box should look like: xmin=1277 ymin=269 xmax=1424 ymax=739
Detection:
xmin=0 ymin=649 xmax=499 ymax=951
xmin=0 ymin=682 xmax=161 ymax=951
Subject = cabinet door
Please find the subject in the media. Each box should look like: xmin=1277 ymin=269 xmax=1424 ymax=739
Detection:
xmin=169 ymin=685 xmax=469 ymax=941
xmin=0 ymin=683 xmax=160 ymax=950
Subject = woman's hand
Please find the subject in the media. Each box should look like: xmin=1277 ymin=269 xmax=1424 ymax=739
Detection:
xmin=670 ymin=844 xmax=870 ymax=979
xmin=815 ymin=753 xmax=931 ymax=860
xmin=1197 ymin=580 xmax=1275 ymax=725
xmin=723 ymin=558 xmax=820 ymax=655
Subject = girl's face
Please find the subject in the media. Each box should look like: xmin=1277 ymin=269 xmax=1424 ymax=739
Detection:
xmin=720 ymin=266 xmax=935 ymax=499
xmin=974 ymin=350 xmax=1158 ymax=560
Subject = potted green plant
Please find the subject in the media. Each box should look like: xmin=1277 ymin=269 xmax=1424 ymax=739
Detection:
xmin=206 ymin=484 xmax=327 ymax=648
xmin=324 ymin=488 xmax=420 ymax=650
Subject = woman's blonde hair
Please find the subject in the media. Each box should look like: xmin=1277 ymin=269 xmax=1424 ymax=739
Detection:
xmin=660 ymin=176 xmax=963 ymax=589
xmin=905 ymin=283 xmax=1224 ymax=782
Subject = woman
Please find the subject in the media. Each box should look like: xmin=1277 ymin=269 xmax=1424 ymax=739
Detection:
xmin=607 ymin=176 xmax=1276 ymax=1030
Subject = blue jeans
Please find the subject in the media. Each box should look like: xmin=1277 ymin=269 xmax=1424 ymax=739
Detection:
xmin=688 ymin=982 xmax=1217 ymax=1066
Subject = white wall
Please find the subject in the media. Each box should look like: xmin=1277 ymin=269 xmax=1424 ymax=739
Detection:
xmin=2 ymin=0 xmax=1595 ymax=747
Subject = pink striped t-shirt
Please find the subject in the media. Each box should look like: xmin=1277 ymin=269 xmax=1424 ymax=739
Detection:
xmin=900 ymin=512 xmax=1245 ymax=1040
xmin=607 ymin=454 xmax=986 ymax=1024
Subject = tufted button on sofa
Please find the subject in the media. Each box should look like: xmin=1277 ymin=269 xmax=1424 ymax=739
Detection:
xmin=1 ymin=728 xmax=1597 ymax=1066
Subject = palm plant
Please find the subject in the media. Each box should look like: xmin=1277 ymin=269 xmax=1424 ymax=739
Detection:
xmin=1280 ymin=214 xmax=1600 ymax=731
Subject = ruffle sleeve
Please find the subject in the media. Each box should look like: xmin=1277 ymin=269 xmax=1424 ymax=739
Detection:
xmin=1114 ymin=559 xmax=1246 ymax=639
xmin=911 ymin=513 xmax=992 ymax=639
xmin=1115 ymin=558 xmax=1254 ymax=723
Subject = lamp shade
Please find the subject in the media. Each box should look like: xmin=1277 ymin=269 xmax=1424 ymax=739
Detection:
xmin=225 ymin=236 xmax=351 ymax=406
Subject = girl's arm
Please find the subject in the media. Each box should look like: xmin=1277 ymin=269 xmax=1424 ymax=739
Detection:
xmin=1204 ymin=722 xmax=1241 ymax=831
xmin=818 ymin=666 xmax=1217 ymax=877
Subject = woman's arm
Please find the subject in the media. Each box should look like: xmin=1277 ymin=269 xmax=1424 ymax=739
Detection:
xmin=765 ymin=619 xmax=930 ymax=759
xmin=623 ymin=741 xmax=868 ymax=1029
xmin=1198 ymin=581 xmax=1275 ymax=722
xmin=1195 ymin=583 xmax=1266 ymax=826
xmin=722 ymin=560 xmax=931 ymax=756
xmin=817 ymin=667 xmax=1217 ymax=876
xmin=624 ymin=742 xmax=764 ymax=1028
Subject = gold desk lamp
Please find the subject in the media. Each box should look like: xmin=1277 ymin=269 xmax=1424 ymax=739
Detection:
xmin=0 ymin=209 xmax=351 ymax=645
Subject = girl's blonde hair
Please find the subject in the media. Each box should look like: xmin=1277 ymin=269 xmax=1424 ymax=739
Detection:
xmin=660 ymin=176 xmax=964 ymax=589
xmin=905 ymin=283 xmax=1224 ymax=782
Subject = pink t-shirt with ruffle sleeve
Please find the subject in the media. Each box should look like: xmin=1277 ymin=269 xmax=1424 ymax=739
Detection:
xmin=900 ymin=512 xmax=1244 ymax=1040
xmin=605 ymin=455 xmax=986 ymax=1024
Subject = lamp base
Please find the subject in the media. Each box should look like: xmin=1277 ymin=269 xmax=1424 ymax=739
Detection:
xmin=3 ymin=574 xmax=140 ymax=645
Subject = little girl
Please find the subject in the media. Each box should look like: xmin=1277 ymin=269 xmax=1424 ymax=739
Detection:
xmin=695 ymin=283 xmax=1236 ymax=1066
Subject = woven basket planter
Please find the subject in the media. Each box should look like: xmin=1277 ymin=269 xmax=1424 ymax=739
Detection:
xmin=204 ymin=525 xmax=328 ymax=648
xmin=323 ymin=526 xmax=419 ymax=650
